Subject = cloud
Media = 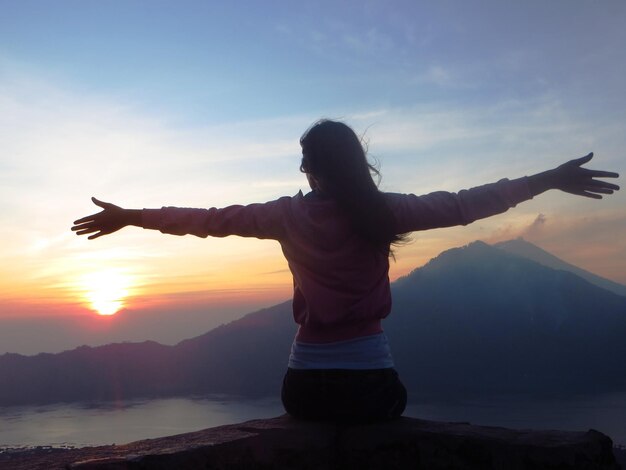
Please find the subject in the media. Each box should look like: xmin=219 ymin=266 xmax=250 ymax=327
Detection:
xmin=481 ymin=213 xmax=547 ymax=245
xmin=521 ymin=213 xmax=546 ymax=239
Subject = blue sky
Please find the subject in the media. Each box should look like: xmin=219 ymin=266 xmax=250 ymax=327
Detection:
xmin=4 ymin=1 xmax=625 ymax=122
xmin=1 ymin=0 xmax=625 ymax=353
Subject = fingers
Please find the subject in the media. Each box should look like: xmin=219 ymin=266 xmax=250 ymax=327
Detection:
xmin=73 ymin=224 xmax=110 ymax=239
xmin=580 ymin=191 xmax=603 ymax=199
xmin=574 ymin=184 xmax=618 ymax=198
xmin=571 ymin=153 xmax=619 ymax=179
xmin=71 ymin=218 xmax=102 ymax=235
xmin=92 ymin=197 xmax=112 ymax=209
xmin=585 ymin=170 xmax=620 ymax=179
xmin=74 ymin=228 xmax=98 ymax=236
xmin=565 ymin=188 xmax=603 ymax=199
xmin=585 ymin=187 xmax=614 ymax=195
xmin=73 ymin=228 xmax=106 ymax=240
xmin=72 ymin=223 xmax=100 ymax=235
xmin=568 ymin=179 xmax=620 ymax=199
xmin=572 ymin=152 xmax=593 ymax=166
xmin=71 ymin=221 xmax=97 ymax=232
xmin=73 ymin=198 xmax=111 ymax=224
xmin=73 ymin=214 xmax=98 ymax=225
xmin=88 ymin=232 xmax=106 ymax=240
xmin=596 ymin=189 xmax=615 ymax=195
xmin=585 ymin=179 xmax=620 ymax=191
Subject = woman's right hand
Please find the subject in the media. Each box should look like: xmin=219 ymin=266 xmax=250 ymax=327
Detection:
xmin=72 ymin=197 xmax=140 ymax=240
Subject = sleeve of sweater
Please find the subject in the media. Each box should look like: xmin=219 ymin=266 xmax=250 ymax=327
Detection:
xmin=386 ymin=177 xmax=533 ymax=234
xmin=140 ymin=196 xmax=292 ymax=240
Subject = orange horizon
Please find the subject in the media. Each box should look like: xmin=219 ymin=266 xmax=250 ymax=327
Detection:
xmin=2 ymin=220 xmax=625 ymax=321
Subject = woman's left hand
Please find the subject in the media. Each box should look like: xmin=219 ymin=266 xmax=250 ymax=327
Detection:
xmin=528 ymin=153 xmax=620 ymax=199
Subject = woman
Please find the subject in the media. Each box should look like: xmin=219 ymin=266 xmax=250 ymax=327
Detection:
xmin=72 ymin=119 xmax=619 ymax=422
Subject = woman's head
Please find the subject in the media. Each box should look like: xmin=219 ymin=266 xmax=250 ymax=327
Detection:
xmin=299 ymin=119 xmax=404 ymax=251
xmin=299 ymin=120 xmax=378 ymax=195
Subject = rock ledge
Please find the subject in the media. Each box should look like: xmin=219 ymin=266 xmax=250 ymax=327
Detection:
xmin=1 ymin=415 xmax=620 ymax=469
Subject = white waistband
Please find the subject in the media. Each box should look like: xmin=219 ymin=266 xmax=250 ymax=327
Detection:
xmin=288 ymin=332 xmax=395 ymax=370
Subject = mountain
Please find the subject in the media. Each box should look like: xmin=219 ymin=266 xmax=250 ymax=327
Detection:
xmin=387 ymin=240 xmax=626 ymax=397
xmin=171 ymin=300 xmax=295 ymax=396
xmin=0 ymin=303 xmax=295 ymax=406
xmin=1 ymin=240 xmax=625 ymax=406
xmin=495 ymin=237 xmax=626 ymax=297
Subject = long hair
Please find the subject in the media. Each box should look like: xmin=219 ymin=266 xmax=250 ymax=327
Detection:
xmin=299 ymin=119 xmax=404 ymax=252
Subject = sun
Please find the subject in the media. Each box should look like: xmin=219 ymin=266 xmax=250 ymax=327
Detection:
xmin=82 ymin=270 xmax=132 ymax=316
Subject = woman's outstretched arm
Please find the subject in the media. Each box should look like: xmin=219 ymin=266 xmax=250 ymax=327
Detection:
xmin=72 ymin=197 xmax=141 ymax=240
xmin=388 ymin=152 xmax=619 ymax=234
xmin=72 ymin=197 xmax=291 ymax=240
xmin=527 ymin=153 xmax=619 ymax=198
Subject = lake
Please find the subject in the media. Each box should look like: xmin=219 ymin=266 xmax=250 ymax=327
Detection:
xmin=1 ymin=393 xmax=625 ymax=449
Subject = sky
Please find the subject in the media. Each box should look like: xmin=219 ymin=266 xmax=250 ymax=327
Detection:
xmin=1 ymin=0 xmax=625 ymax=354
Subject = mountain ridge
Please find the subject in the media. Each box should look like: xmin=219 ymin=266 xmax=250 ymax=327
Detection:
xmin=2 ymin=239 xmax=625 ymax=406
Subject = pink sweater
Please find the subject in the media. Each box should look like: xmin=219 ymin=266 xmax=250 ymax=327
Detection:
xmin=142 ymin=177 xmax=532 ymax=343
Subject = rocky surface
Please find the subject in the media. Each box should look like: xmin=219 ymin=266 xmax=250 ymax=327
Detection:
xmin=0 ymin=415 xmax=620 ymax=469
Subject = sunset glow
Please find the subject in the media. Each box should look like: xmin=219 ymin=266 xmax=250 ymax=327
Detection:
xmin=81 ymin=270 xmax=133 ymax=316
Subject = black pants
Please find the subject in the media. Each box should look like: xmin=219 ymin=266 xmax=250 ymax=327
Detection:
xmin=281 ymin=367 xmax=407 ymax=423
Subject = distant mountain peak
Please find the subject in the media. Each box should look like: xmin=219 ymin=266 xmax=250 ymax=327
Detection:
xmin=394 ymin=240 xmax=520 ymax=289
xmin=494 ymin=238 xmax=626 ymax=297
xmin=396 ymin=238 xmax=626 ymax=299
xmin=416 ymin=239 xmax=510 ymax=270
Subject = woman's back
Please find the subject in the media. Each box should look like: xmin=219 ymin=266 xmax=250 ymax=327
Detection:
xmin=279 ymin=189 xmax=392 ymax=344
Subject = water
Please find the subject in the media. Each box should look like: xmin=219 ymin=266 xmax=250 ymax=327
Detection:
xmin=405 ymin=392 xmax=626 ymax=447
xmin=0 ymin=395 xmax=284 ymax=449
xmin=1 ymin=393 xmax=625 ymax=449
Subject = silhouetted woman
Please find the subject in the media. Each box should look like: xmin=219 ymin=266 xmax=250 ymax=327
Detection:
xmin=72 ymin=119 xmax=619 ymax=422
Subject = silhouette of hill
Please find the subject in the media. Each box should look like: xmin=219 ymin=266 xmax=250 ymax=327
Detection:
xmin=0 ymin=304 xmax=296 ymax=406
xmin=0 ymin=341 xmax=180 ymax=405
xmin=171 ymin=300 xmax=295 ymax=396
xmin=1 ymin=240 xmax=625 ymax=406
